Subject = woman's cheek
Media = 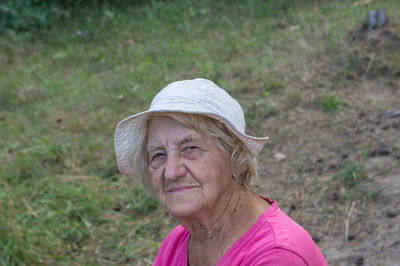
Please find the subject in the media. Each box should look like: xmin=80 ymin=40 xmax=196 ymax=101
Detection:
xmin=149 ymin=170 xmax=161 ymax=192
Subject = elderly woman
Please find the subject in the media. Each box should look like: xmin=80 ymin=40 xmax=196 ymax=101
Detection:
xmin=114 ymin=78 xmax=327 ymax=265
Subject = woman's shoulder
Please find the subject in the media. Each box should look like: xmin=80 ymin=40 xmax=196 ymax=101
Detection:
xmin=221 ymin=198 xmax=327 ymax=266
xmin=153 ymin=225 xmax=190 ymax=266
xmin=166 ymin=224 xmax=189 ymax=237
xmin=159 ymin=224 xmax=190 ymax=251
xmin=257 ymin=200 xmax=328 ymax=265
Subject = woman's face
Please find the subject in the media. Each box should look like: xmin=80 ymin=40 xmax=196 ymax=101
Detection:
xmin=147 ymin=116 xmax=235 ymax=219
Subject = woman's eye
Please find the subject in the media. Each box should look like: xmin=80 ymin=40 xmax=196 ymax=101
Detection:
xmin=149 ymin=152 xmax=165 ymax=169
xmin=183 ymin=146 xmax=201 ymax=159
xmin=152 ymin=153 xmax=165 ymax=160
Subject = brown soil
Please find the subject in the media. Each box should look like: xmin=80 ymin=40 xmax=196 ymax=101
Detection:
xmin=255 ymin=22 xmax=400 ymax=266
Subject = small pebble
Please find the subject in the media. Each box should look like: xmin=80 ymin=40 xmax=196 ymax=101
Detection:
xmin=377 ymin=8 xmax=386 ymax=27
xmin=305 ymin=168 xmax=314 ymax=173
xmin=355 ymin=256 xmax=364 ymax=265
xmin=387 ymin=211 xmax=397 ymax=218
xmin=378 ymin=149 xmax=390 ymax=156
xmin=390 ymin=240 xmax=400 ymax=247
xmin=387 ymin=110 xmax=400 ymax=119
xmin=257 ymin=167 xmax=269 ymax=176
xmin=331 ymin=192 xmax=339 ymax=201
xmin=273 ymin=152 xmax=286 ymax=162
xmin=381 ymin=125 xmax=390 ymax=130
xmin=329 ymin=164 xmax=337 ymax=169
xmin=366 ymin=10 xmax=377 ymax=30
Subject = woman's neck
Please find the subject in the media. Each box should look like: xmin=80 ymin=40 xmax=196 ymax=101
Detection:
xmin=180 ymin=185 xmax=269 ymax=265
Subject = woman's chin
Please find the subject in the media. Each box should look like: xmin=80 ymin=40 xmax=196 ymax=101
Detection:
xmin=164 ymin=202 xmax=202 ymax=219
xmin=160 ymin=188 xmax=203 ymax=218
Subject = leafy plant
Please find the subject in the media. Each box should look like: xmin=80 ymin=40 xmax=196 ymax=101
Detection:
xmin=0 ymin=0 xmax=66 ymax=34
xmin=316 ymin=95 xmax=347 ymax=113
xmin=332 ymin=164 xmax=380 ymax=200
xmin=0 ymin=0 xmax=146 ymax=34
xmin=333 ymin=164 xmax=366 ymax=188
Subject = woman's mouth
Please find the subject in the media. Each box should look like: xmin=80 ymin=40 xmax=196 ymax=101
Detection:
xmin=165 ymin=186 xmax=197 ymax=194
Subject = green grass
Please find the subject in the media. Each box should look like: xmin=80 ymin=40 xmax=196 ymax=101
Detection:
xmin=332 ymin=163 xmax=382 ymax=200
xmin=1 ymin=0 xmax=400 ymax=264
xmin=316 ymin=94 xmax=347 ymax=113
xmin=0 ymin=176 xmax=165 ymax=264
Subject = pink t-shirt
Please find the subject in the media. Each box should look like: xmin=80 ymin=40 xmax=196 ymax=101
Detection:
xmin=153 ymin=198 xmax=327 ymax=266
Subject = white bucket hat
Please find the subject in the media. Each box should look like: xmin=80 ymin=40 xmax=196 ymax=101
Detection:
xmin=114 ymin=78 xmax=268 ymax=175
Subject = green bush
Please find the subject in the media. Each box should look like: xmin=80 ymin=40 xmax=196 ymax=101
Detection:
xmin=0 ymin=0 xmax=146 ymax=34
xmin=0 ymin=0 xmax=64 ymax=34
xmin=0 ymin=0 xmax=314 ymax=34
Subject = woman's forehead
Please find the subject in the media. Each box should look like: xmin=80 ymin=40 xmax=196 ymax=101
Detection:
xmin=148 ymin=115 xmax=187 ymax=131
xmin=147 ymin=116 xmax=205 ymax=145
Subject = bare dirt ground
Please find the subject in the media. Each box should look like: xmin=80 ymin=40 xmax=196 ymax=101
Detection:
xmin=255 ymin=22 xmax=400 ymax=266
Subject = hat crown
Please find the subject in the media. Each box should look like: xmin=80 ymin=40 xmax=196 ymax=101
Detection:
xmin=150 ymin=78 xmax=246 ymax=132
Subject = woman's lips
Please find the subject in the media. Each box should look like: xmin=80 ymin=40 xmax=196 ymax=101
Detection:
xmin=165 ymin=186 xmax=197 ymax=194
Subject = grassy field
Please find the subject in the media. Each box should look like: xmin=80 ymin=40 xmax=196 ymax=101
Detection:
xmin=1 ymin=0 xmax=400 ymax=264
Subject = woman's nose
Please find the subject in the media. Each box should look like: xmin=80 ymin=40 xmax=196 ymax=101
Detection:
xmin=164 ymin=153 xmax=186 ymax=180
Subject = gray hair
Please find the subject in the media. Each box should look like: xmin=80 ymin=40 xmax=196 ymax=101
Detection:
xmin=131 ymin=112 xmax=258 ymax=194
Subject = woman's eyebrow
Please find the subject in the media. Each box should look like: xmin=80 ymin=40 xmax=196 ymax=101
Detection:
xmin=147 ymin=146 xmax=163 ymax=153
xmin=147 ymin=134 xmax=201 ymax=152
xmin=178 ymin=135 xmax=199 ymax=146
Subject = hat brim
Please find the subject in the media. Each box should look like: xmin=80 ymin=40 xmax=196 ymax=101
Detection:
xmin=114 ymin=110 xmax=268 ymax=175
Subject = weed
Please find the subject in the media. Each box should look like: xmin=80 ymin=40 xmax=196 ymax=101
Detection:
xmin=316 ymin=95 xmax=347 ymax=113
xmin=345 ymin=54 xmax=355 ymax=79
xmin=361 ymin=144 xmax=372 ymax=158
xmin=333 ymin=165 xmax=366 ymax=188
xmin=332 ymin=164 xmax=380 ymax=200
xmin=264 ymin=78 xmax=281 ymax=93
